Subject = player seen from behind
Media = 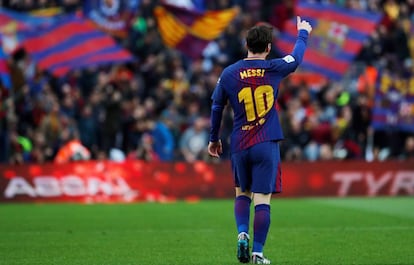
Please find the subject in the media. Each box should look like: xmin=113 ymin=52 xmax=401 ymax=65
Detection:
xmin=208 ymin=16 xmax=312 ymax=264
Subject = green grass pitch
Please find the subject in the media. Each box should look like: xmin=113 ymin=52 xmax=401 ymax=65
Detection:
xmin=0 ymin=197 xmax=413 ymax=265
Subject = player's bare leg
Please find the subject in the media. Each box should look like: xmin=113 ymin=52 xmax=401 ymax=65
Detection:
xmin=252 ymin=193 xmax=271 ymax=205
xmin=235 ymin=187 xmax=252 ymax=198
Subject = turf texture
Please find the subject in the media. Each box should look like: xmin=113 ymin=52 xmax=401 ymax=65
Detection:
xmin=0 ymin=197 xmax=413 ymax=265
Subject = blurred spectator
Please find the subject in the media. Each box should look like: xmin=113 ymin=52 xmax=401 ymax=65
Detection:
xmin=28 ymin=130 xmax=50 ymax=163
xmin=38 ymin=101 xmax=62 ymax=150
xmin=54 ymin=135 xmax=91 ymax=164
xmin=8 ymin=130 xmax=25 ymax=164
xmin=128 ymin=132 xmax=160 ymax=161
xmin=145 ymin=118 xmax=175 ymax=161
xmin=399 ymin=136 xmax=414 ymax=160
xmin=77 ymin=104 xmax=98 ymax=151
xmin=0 ymin=87 xmax=10 ymax=162
xmin=109 ymin=148 xmax=126 ymax=162
xmin=101 ymin=86 xmax=122 ymax=152
xmin=179 ymin=117 xmax=209 ymax=162
xmin=319 ymin=143 xmax=334 ymax=160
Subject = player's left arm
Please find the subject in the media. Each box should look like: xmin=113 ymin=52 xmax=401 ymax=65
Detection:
xmin=208 ymin=77 xmax=227 ymax=157
xmin=208 ymin=101 xmax=224 ymax=157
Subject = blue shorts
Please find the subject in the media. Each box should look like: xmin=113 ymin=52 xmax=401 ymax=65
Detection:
xmin=231 ymin=141 xmax=282 ymax=194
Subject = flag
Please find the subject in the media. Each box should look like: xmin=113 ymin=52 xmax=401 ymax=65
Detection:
xmin=82 ymin=0 xmax=140 ymax=38
xmin=30 ymin=7 xmax=63 ymax=17
xmin=163 ymin=0 xmax=206 ymax=11
xmin=0 ymin=45 xmax=11 ymax=89
xmin=21 ymin=17 xmax=134 ymax=77
xmin=275 ymin=1 xmax=382 ymax=80
xmin=0 ymin=8 xmax=58 ymax=31
xmin=154 ymin=3 xmax=239 ymax=59
xmin=372 ymin=72 xmax=414 ymax=132
xmin=0 ymin=8 xmax=63 ymax=88
xmin=0 ymin=8 xmax=60 ymax=55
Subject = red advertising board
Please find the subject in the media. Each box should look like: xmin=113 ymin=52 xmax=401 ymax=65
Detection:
xmin=0 ymin=160 xmax=413 ymax=203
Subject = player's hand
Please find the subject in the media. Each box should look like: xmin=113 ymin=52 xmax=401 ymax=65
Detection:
xmin=208 ymin=140 xmax=223 ymax=158
xmin=297 ymin=16 xmax=312 ymax=33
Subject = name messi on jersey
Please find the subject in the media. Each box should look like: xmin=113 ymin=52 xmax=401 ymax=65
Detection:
xmin=239 ymin=69 xmax=265 ymax=79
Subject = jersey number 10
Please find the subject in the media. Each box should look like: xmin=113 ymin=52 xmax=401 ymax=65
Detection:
xmin=238 ymin=85 xmax=275 ymax=122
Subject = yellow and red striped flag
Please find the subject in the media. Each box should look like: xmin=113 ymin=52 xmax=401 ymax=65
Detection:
xmin=154 ymin=4 xmax=239 ymax=59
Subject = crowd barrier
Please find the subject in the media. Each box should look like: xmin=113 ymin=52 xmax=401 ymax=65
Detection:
xmin=0 ymin=160 xmax=413 ymax=203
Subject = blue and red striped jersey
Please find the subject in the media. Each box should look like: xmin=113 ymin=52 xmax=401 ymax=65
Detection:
xmin=210 ymin=30 xmax=309 ymax=153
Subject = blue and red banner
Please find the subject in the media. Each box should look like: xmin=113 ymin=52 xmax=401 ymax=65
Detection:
xmin=0 ymin=8 xmax=60 ymax=55
xmin=154 ymin=3 xmax=239 ymax=59
xmin=372 ymin=72 xmax=414 ymax=132
xmin=0 ymin=46 xmax=11 ymax=89
xmin=276 ymin=1 xmax=382 ymax=80
xmin=0 ymin=8 xmax=58 ymax=32
xmin=0 ymin=8 xmax=47 ymax=89
xmin=21 ymin=17 xmax=134 ymax=77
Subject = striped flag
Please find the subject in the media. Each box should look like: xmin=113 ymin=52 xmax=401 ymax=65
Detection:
xmin=276 ymin=1 xmax=382 ymax=80
xmin=0 ymin=8 xmax=59 ymax=55
xmin=0 ymin=45 xmax=11 ymax=89
xmin=21 ymin=17 xmax=134 ymax=77
xmin=372 ymin=72 xmax=414 ymax=132
xmin=0 ymin=8 xmax=57 ymax=31
xmin=154 ymin=3 xmax=239 ymax=59
xmin=0 ymin=8 xmax=63 ymax=89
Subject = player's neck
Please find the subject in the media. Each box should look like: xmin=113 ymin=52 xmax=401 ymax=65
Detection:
xmin=245 ymin=51 xmax=267 ymax=60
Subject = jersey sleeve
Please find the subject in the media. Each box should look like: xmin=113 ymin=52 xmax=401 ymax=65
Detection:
xmin=209 ymin=74 xmax=228 ymax=142
xmin=211 ymin=74 xmax=228 ymax=104
xmin=270 ymin=29 xmax=309 ymax=77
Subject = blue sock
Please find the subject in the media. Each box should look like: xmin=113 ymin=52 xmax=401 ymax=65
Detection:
xmin=234 ymin=195 xmax=251 ymax=234
xmin=253 ymin=204 xmax=271 ymax=253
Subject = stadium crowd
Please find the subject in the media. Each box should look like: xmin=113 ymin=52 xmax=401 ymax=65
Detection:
xmin=0 ymin=0 xmax=414 ymax=164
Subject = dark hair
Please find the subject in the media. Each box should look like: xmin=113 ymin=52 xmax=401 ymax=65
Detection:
xmin=246 ymin=25 xmax=273 ymax=54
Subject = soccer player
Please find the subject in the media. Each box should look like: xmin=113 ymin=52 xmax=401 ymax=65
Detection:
xmin=207 ymin=16 xmax=312 ymax=264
